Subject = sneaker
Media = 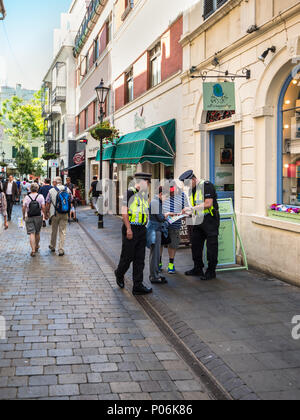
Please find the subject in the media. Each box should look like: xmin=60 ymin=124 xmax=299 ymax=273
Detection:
xmin=150 ymin=276 xmax=168 ymax=285
xmin=59 ymin=252 xmax=65 ymax=257
xmin=49 ymin=246 xmax=55 ymax=253
xmin=42 ymin=221 xmax=46 ymax=228
xmin=132 ymin=285 xmax=153 ymax=296
xmin=168 ymin=263 xmax=176 ymax=274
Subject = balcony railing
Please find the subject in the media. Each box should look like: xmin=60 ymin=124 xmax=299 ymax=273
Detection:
xmin=73 ymin=0 xmax=107 ymax=57
xmin=45 ymin=141 xmax=60 ymax=156
xmin=52 ymin=86 xmax=66 ymax=105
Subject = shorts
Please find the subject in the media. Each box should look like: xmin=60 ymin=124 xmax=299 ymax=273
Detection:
xmin=25 ymin=216 xmax=43 ymax=235
xmin=168 ymin=229 xmax=181 ymax=249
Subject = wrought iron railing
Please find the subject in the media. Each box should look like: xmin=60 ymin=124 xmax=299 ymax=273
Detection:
xmin=73 ymin=0 xmax=107 ymax=57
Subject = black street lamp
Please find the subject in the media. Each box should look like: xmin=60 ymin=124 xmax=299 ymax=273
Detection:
xmin=45 ymin=129 xmax=52 ymax=178
xmin=95 ymin=79 xmax=110 ymax=229
xmin=1 ymin=151 xmax=6 ymax=178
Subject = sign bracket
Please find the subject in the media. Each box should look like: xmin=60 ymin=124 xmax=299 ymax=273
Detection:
xmin=190 ymin=67 xmax=251 ymax=81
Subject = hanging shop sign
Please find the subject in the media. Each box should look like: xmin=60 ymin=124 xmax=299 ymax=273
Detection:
xmin=203 ymin=82 xmax=236 ymax=111
xmin=49 ymin=160 xmax=59 ymax=168
xmin=73 ymin=151 xmax=85 ymax=165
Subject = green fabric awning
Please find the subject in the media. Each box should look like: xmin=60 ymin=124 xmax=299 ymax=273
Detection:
xmin=96 ymin=142 xmax=117 ymax=162
xmin=113 ymin=119 xmax=176 ymax=166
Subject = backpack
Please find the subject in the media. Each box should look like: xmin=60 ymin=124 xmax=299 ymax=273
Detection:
xmin=55 ymin=187 xmax=71 ymax=214
xmin=28 ymin=194 xmax=42 ymax=218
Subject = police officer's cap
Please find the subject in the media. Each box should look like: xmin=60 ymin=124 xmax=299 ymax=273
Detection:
xmin=135 ymin=172 xmax=152 ymax=183
xmin=179 ymin=170 xmax=195 ymax=182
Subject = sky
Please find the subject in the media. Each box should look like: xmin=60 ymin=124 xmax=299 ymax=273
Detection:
xmin=0 ymin=0 xmax=72 ymax=91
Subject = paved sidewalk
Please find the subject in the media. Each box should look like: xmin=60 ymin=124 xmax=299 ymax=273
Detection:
xmin=0 ymin=208 xmax=210 ymax=400
xmin=77 ymin=207 xmax=300 ymax=400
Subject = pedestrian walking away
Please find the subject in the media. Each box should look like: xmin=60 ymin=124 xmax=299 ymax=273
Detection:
xmin=46 ymin=177 xmax=72 ymax=257
xmin=22 ymin=183 xmax=46 ymax=257
xmin=115 ymin=172 xmax=153 ymax=296
xmin=0 ymin=182 xmax=8 ymax=231
xmin=21 ymin=178 xmax=31 ymax=204
xmin=180 ymin=170 xmax=220 ymax=281
xmin=3 ymin=175 xmax=19 ymax=222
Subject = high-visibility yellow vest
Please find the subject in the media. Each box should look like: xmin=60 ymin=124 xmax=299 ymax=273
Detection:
xmin=190 ymin=181 xmax=214 ymax=217
xmin=128 ymin=188 xmax=149 ymax=225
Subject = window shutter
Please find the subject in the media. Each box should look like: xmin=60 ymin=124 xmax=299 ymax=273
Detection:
xmin=204 ymin=0 xmax=214 ymax=19
xmin=217 ymin=0 xmax=227 ymax=8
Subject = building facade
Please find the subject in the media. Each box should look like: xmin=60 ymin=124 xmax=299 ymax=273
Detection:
xmin=73 ymin=0 xmax=199 ymax=202
xmin=181 ymin=0 xmax=300 ymax=284
xmin=42 ymin=0 xmax=87 ymax=183
xmin=0 ymin=84 xmax=43 ymax=176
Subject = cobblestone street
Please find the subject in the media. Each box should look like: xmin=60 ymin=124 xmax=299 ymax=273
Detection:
xmin=0 ymin=209 xmax=211 ymax=400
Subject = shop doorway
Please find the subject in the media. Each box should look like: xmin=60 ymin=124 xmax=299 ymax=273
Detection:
xmin=209 ymin=126 xmax=235 ymax=203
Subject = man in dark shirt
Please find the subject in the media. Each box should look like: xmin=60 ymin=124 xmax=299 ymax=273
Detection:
xmin=180 ymin=170 xmax=220 ymax=281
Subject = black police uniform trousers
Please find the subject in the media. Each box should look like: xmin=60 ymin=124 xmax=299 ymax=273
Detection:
xmin=192 ymin=214 xmax=220 ymax=272
xmin=116 ymin=224 xmax=147 ymax=288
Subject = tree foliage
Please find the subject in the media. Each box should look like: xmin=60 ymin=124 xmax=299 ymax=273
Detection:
xmin=0 ymin=90 xmax=44 ymax=149
xmin=0 ymin=90 xmax=44 ymax=176
xmin=15 ymin=148 xmax=34 ymax=176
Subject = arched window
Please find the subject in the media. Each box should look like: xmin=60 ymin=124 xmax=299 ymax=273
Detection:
xmin=278 ymin=72 xmax=300 ymax=205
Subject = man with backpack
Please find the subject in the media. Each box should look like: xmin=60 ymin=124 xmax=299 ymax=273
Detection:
xmin=22 ymin=183 xmax=46 ymax=257
xmin=46 ymin=177 xmax=72 ymax=257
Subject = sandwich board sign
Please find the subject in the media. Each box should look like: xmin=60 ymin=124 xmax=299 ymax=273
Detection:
xmin=204 ymin=198 xmax=248 ymax=272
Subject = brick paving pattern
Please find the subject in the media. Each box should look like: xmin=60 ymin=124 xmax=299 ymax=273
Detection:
xmin=77 ymin=208 xmax=300 ymax=401
xmin=0 ymin=208 xmax=211 ymax=400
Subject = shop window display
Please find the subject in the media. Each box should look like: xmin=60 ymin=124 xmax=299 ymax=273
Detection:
xmin=281 ymin=77 xmax=300 ymax=206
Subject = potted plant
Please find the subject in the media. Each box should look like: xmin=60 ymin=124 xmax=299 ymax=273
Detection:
xmin=77 ymin=180 xmax=86 ymax=206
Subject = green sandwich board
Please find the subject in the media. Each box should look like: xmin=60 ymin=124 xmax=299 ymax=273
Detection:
xmin=204 ymin=198 xmax=247 ymax=271
xmin=216 ymin=198 xmax=248 ymax=272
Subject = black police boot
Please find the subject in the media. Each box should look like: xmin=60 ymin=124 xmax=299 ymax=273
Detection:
xmin=185 ymin=268 xmax=205 ymax=277
xmin=132 ymin=284 xmax=153 ymax=296
xmin=203 ymin=270 xmax=217 ymax=281
xmin=115 ymin=270 xmax=125 ymax=289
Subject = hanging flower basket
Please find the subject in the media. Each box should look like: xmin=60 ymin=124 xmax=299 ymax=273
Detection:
xmin=42 ymin=153 xmax=58 ymax=161
xmin=89 ymin=121 xmax=120 ymax=143
xmin=90 ymin=127 xmax=113 ymax=141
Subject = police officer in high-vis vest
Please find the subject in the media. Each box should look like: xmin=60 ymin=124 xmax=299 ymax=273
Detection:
xmin=115 ymin=173 xmax=153 ymax=296
xmin=179 ymin=170 xmax=220 ymax=281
